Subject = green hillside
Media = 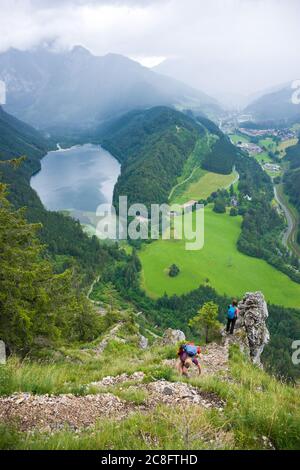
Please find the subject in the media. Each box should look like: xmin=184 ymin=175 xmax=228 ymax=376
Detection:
xmin=0 ymin=106 xmax=49 ymax=161
xmin=139 ymin=206 xmax=300 ymax=308
xmin=284 ymin=139 xmax=300 ymax=245
xmin=103 ymin=107 xmax=202 ymax=208
xmin=1 ymin=306 xmax=299 ymax=450
xmin=101 ymin=107 xmax=241 ymax=209
xmin=171 ymin=169 xmax=238 ymax=205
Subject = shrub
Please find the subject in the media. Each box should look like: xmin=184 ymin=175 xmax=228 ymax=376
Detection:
xmin=213 ymin=199 xmax=226 ymax=214
xmin=169 ymin=264 xmax=180 ymax=277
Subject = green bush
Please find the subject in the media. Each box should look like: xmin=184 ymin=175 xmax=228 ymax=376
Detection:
xmin=213 ymin=199 xmax=226 ymax=214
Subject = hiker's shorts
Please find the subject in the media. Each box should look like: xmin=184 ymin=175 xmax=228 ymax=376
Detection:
xmin=191 ymin=356 xmax=199 ymax=366
xmin=179 ymin=352 xmax=199 ymax=366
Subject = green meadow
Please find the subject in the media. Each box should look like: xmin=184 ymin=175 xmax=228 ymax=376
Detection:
xmin=278 ymin=138 xmax=298 ymax=157
xmin=171 ymin=169 xmax=238 ymax=205
xmin=229 ymin=133 xmax=273 ymax=164
xmin=259 ymin=137 xmax=277 ymax=152
xmin=229 ymin=133 xmax=249 ymax=144
xmin=139 ymin=206 xmax=300 ymax=308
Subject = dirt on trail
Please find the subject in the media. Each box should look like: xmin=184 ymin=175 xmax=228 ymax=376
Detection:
xmin=163 ymin=341 xmax=229 ymax=378
xmin=0 ymin=343 xmax=229 ymax=433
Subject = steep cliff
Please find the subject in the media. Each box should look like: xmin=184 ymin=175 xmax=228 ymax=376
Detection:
xmin=237 ymin=292 xmax=270 ymax=367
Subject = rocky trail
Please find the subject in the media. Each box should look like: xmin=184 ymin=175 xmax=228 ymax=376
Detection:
xmin=0 ymin=378 xmax=226 ymax=433
xmin=0 ymin=343 xmax=228 ymax=433
xmin=0 ymin=292 xmax=269 ymax=434
xmin=163 ymin=341 xmax=229 ymax=377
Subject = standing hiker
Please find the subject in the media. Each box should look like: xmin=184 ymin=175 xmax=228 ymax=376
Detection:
xmin=177 ymin=342 xmax=201 ymax=376
xmin=226 ymin=299 xmax=239 ymax=334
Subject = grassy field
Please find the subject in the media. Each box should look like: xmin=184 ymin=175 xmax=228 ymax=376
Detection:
xmin=229 ymin=133 xmax=298 ymax=164
xmin=278 ymin=138 xmax=298 ymax=157
xmin=171 ymin=170 xmax=238 ymax=205
xmin=229 ymin=133 xmax=249 ymax=144
xmin=229 ymin=133 xmax=273 ymax=164
xmin=255 ymin=152 xmax=273 ymax=165
xmin=169 ymin=133 xmax=217 ymax=203
xmin=259 ymin=137 xmax=277 ymax=152
xmin=139 ymin=206 xmax=300 ymax=308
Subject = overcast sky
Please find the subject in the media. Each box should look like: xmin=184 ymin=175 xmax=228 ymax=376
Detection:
xmin=0 ymin=0 xmax=299 ymax=102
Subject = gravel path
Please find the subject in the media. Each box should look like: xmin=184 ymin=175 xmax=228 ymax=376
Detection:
xmin=0 ymin=344 xmax=228 ymax=432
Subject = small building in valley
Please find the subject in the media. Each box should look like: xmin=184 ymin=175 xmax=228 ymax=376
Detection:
xmin=181 ymin=200 xmax=198 ymax=212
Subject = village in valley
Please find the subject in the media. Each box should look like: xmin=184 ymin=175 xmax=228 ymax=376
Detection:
xmin=219 ymin=112 xmax=298 ymax=178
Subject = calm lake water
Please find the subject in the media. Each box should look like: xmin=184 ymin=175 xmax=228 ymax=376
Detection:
xmin=31 ymin=144 xmax=121 ymax=215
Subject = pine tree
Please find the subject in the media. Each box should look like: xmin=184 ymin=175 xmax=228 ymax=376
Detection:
xmin=189 ymin=301 xmax=222 ymax=343
xmin=0 ymin=183 xmax=101 ymax=354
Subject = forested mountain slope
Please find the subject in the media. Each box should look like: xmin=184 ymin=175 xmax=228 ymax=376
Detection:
xmin=284 ymin=139 xmax=300 ymax=244
xmin=0 ymin=106 xmax=49 ymax=160
xmin=0 ymin=106 xmax=115 ymax=284
xmin=101 ymin=107 xmax=240 ymax=208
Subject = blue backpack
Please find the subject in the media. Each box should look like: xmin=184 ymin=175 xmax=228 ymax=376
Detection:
xmin=183 ymin=344 xmax=197 ymax=357
xmin=228 ymin=305 xmax=236 ymax=320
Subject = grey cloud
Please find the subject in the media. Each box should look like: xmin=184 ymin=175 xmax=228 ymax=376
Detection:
xmin=30 ymin=0 xmax=164 ymax=7
xmin=0 ymin=0 xmax=299 ymax=101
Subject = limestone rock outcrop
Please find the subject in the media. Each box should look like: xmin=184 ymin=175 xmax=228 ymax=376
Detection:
xmin=139 ymin=334 xmax=148 ymax=350
xmin=237 ymin=292 xmax=270 ymax=367
xmin=162 ymin=328 xmax=185 ymax=345
xmin=0 ymin=340 xmax=6 ymax=365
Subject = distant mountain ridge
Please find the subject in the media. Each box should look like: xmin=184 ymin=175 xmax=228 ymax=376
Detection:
xmin=245 ymin=82 xmax=300 ymax=124
xmin=0 ymin=46 xmax=222 ymax=131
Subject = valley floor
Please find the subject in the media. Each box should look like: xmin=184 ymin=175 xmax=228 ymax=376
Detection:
xmin=139 ymin=206 xmax=300 ymax=307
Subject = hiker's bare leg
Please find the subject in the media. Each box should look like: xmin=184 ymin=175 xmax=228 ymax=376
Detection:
xmin=176 ymin=359 xmax=182 ymax=374
xmin=177 ymin=359 xmax=188 ymax=376
xmin=183 ymin=359 xmax=191 ymax=376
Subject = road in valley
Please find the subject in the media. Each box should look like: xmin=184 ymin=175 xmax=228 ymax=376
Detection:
xmin=225 ymin=168 xmax=240 ymax=189
xmin=274 ymin=185 xmax=300 ymax=257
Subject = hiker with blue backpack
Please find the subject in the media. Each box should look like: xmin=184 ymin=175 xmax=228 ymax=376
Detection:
xmin=226 ymin=299 xmax=239 ymax=334
xmin=177 ymin=342 xmax=201 ymax=376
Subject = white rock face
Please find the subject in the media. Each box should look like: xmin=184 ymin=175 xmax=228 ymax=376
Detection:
xmin=0 ymin=340 xmax=6 ymax=365
xmin=139 ymin=335 xmax=148 ymax=350
xmin=237 ymin=292 xmax=270 ymax=367
xmin=162 ymin=329 xmax=186 ymax=345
